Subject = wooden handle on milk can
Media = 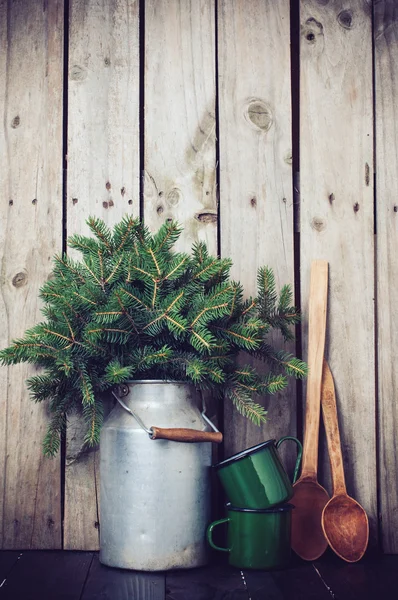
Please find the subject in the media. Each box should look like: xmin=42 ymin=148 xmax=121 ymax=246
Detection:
xmin=150 ymin=427 xmax=223 ymax=443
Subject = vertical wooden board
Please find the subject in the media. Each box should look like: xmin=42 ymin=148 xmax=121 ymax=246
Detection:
xmin=144 ymin=0 xmax=217 ymax=256
xmin=374 ymin=0 xmax=398 ymax=553
xmin=65 ymin=0 xmax=140 ymax=550
xmin=64 ymin=415 xmax=100 ymax=550
xmin=0 ymin=0 xmax=63 ymax=549
xmin=218 ymin=1 xmax=296 ymax=464
xmin=0 ymin=551 xmax=21 ymax=582
xmin=0 ymin=551 xmax=93 ymax=600
xmin=144 ymin=0 xmax=218 ymax=471
xmin=314 ymin=554 xmax=398 ymax=598
xmin=68 ymin=0 xmax=140 ymax=229
xmin=244 ymin=563 xmax=334 ymax=600
xmin=82 ymin=555 xmax=165 ymax=600
xmin=166 ymin=565 xmax=248 ymax=600
xmin=299 ymin=1 xmax=376 ymax=540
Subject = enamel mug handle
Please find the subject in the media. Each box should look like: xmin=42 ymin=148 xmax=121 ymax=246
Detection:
xmin=206 ymin=518 xmax=231 ymax=552
xmin=276 ymin=436 xmax=303 ymax=484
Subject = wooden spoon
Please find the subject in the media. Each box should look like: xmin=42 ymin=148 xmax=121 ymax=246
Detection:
xmin=291 ymin=260 xmax=330 ymax=561
xmin=321 ymin=360 xmax=369 ymax=562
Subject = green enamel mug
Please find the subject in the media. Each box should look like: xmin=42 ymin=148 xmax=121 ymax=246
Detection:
xmin=213 ymin=437 xmax=302 ymax=509
xmin=207 ymin=503 xmax=293 ymax=570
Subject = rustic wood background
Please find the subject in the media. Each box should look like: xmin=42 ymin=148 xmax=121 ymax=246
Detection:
xmin=0 ymin=0 xmax=397 ymax=553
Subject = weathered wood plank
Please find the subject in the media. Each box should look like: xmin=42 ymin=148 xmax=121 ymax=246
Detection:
xmin=0 ymin=0 xmax=63 ymax=549
xmin=244 ymin=560 xmax=334 ymax=600
xmin=0 ymin=551 xmax=21 ymax=583
xmin=314 ymin=553 xmax=398 ymax=599
xmin=144 ymin=0 xmax=217 ymax=256
xmin=242 ymin=571 xmax=284 ymax=600
xmin=166 ymin=565 xmax=248 ymax=600
xmin=299 ymin=0 xmax=376 ymax=541
xmin=67 ymin=0 xmax=140 ymax=228
xmin=374 ymin=0 xmax=398 ymax=554
xmin=143 ymin=0 xmax=219 ymax=462
xmin=143 ymin=0 xmax=221 ymax=529
xmin=64 ymin=427 xmax=99 ymax=550
xmin=0 ymin=551 xmax=93 ymax=600
xmin=218 ymin=0 xmax=296 ymax=468
xmin=82 ymin=554 xmax=165 ymax=600
xmin=65 ymin=0 xmax=140 ymax=550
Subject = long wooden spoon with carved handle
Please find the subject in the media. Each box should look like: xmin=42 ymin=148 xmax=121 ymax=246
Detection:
xmin=291 ymin=260 xmax=330 ymax=560
xmin=321 ymin=360 xmax=369 ymax=562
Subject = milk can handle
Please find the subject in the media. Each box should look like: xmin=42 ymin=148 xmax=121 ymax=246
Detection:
xmin=151 ymin=426 xmax=222 ymax=443
xmin=111 ymin=387 xmax=223 ymax=444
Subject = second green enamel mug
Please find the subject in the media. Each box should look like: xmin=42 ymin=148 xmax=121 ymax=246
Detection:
xmin=207 ymin=503 xmax=294 ymax=570
xmin=213 ymin=437 xmax=302 ymax=509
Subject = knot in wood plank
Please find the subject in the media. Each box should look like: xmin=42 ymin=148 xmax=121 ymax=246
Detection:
xmin=195 ymin=210 xmax=217 ymax=224
xmin=167 ymin=188 xmax=182 ymax=207
xmin=311 ymin=216 xmax=326 ymax=232
xmin=12 ymin=272 xmax=28 ymax=287
xmin=302 ymin=17 xmax=324 ymax=44
xmin=244 ymin=98 xmax=273 ymax=132
xmin=338 ymin=10 xmax=354 ymax=30
xmin=70 ymin=64 xmax=87 ymax=81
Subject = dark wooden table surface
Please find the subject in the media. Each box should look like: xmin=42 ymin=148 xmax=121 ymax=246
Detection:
xmin=0 ymin=550 xmax=397 ymax=599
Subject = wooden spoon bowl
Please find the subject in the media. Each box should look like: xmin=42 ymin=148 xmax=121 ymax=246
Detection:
xmin=321 ymin=360 xmax=369 ymax=562
xmin=291 ymin=479 xmax=329 ymax=560
xmin=322 ymin=494 xmax=369 ymax=563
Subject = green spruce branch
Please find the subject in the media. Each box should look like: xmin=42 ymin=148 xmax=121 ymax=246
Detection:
xmin=0 ymin=215 xmax=307 ymax=456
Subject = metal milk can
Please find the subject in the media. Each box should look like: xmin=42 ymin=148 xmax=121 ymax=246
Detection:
xmin=99 ymin=380 xmax=222 ymax=571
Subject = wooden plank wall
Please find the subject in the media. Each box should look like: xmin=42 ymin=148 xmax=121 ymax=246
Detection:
xmin=0 ymin=0 xmax=63 ymax=549
xmin=299 ymin=0 xmax=376 ymax=542
xmin=218 ymin=0 xmax=297 ymax=471
xmin=64 ymin=0 xmax=140 ymax=550
xmin=374 ymin=0 xmax=398 ymax=554
xmin=1 ymin=0 xmax=398 ymax=553
xmin=144 ymin=0 xmax=217 ymax=256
